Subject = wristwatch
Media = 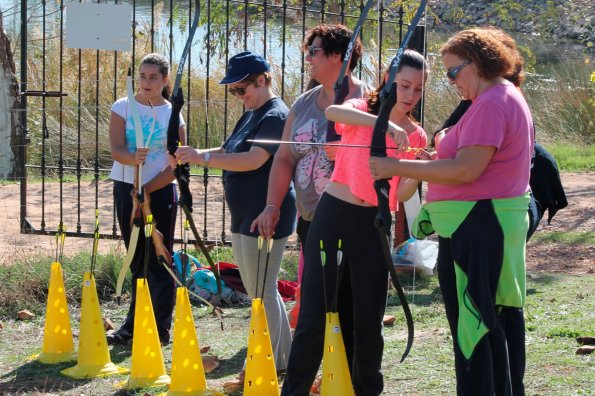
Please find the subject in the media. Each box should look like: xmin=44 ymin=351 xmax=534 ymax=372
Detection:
xmin=203 ymin=152 xmax=211 ymax=167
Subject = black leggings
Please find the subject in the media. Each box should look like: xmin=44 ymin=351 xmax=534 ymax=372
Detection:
xmin=282 ymin=193 xmax=388 ymax=396
xmin=113 ymin=180 xmax=177 ymax=342
xmin=295 ymin=215 xmax=355 ymax=378
xmin=438 ymin=236 xmax=525 ymax=396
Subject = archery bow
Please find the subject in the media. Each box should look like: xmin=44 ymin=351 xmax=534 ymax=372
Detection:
xmin=166 ymin=0 xmax=222 ymax=302
xmin=369 ymin=0 xmax=427 ymax=362
xmin=118 ymin=73 xmax=174 ymax=302
xmin=89 ymin=210 xmax=100 ymax=275
xmin=55 ymin=224 xmax=66 ymax=264
xmin=325 ymin=0 xmax=374 ymax=143
xmin=116 ymin=69 xmax=144 ymax=303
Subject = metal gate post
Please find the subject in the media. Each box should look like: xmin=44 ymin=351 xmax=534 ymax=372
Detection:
xmin=19 ymin=0 xmax=28 ymax=232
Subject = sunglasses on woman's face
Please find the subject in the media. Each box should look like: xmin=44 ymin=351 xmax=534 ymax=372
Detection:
xmin=228 ymin=85 xmax=249 ymax=96
xmin=307 ymin=45 xmax=323 ymax=57
xmin=446 ymin=60 xmax=471 ymax=81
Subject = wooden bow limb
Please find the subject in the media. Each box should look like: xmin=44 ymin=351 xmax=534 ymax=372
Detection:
xmin=138 ymin=188 xmax=223 ymax=328
xmin=117 ymin=71 xmax=145 ymax=303
xmin=137 ymin=185 xmax=173 ymax=267
xmin=116 ymin=222 xmax=139 ymax=305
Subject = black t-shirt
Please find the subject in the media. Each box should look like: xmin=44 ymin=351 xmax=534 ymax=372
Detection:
xmin=222 ymin=97 xmax=296 ymax=238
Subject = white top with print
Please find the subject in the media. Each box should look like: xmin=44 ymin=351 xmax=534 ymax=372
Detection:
xmin=108 ymin=96 xmax=185 ymax=186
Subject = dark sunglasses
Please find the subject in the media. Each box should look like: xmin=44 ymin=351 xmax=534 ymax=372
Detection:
xmin=228 ymin=85 xmax=249 ymax=96
xmin=307 ymin=45 xmax=323 ymax=57
xmin=446 ymin=60 xmax=471 ymax=80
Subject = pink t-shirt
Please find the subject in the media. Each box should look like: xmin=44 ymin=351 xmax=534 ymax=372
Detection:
xmin=332 ymin=98 xmax=428 ymax=211
xmin=426 ymin=81 xmax=533 ymax=202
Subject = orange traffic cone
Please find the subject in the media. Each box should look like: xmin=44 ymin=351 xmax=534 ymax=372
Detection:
xmin=119 ymin=278 xmax=170 ymax=389
xmin=244 ymin=298 xmax=279 ymax=396
xmin=162 ymin=287 xmax=222 ymax=395
xmin=61 ymin=271 xmax=128 ymax=378
xmin=35 ymin=261 xmax=77 ymax=364
xmin=320 ymin=312 xmax=354 ymax=396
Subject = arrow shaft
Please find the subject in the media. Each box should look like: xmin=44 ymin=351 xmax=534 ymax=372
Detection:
xmin=248 ymin=139 xmax=421 ymax=153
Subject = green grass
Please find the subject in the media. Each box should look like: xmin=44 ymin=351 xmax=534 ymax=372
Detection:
xmin=530 ymin=230 xmax=595 ymax=245
xmin=545 ymin=143 xmax=595 ymax=172
xmin=0 ymin=252 xmax=593 ymax=395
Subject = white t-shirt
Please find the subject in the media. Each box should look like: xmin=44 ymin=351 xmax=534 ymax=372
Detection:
xmin=108 ymin=97 xmax=185 ymax=186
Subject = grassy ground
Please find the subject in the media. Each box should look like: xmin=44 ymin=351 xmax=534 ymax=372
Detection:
xmin=546 ymin=144 xmax=595 ymax=172
xmin=0 ymin=265 xmax=593 ymax=395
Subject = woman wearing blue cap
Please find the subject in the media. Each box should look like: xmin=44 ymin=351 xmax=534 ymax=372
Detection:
xmin=172 ymin=51 xmax=296 ymax=389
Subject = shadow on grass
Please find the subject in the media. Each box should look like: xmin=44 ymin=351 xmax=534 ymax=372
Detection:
xmin=526 ymin=273 xmax=562 ymax=297
xmin=207 ymin=346 xmax=247 ymax=380
xmin=388 ymin=272 xmax=563 ymax=304
xmin=0 ymin=360 xmax=93 ymax=394
xmin=387 ymin=272 xmax=443 ymax=307
xmin=109 ymin=344 xmax=134 ymax=364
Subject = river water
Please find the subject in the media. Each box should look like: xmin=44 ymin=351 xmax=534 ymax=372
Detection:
xmin=1 ymin=0 xmax=589 ymax=72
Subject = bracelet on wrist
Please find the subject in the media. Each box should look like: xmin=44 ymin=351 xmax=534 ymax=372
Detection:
xmin=265 ymin=204 xmax=280 ymax=210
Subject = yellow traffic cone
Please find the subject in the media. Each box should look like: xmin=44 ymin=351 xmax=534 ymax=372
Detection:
xmin=244 ymin=298 xmax=279 ymax=396
xmin=162 ymin=287 xmax=223 ymax=396
xmin=120 ymin=278 xmax=170 ymax=389
xmin=320 ymin=312 xmax=354 ymax=396
xmin=61 ymin=272 xmax=128 ymax=378
xmin=34 ymin=261 xmax=77 ymax=364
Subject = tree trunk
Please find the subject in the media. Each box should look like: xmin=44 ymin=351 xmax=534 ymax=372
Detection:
xmin=0 ymin=11 xmax=22 ymax=180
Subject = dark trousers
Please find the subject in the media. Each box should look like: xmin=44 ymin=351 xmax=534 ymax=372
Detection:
xmin=282 ymin=194 xmax=388 ymax=396
xmin=113 ymin=180 xmax=177 ymax=342
xmin=438 ymin=236 xmax=525 ymax=396
xmin=296 ymin=216 xmax=355 ymax=376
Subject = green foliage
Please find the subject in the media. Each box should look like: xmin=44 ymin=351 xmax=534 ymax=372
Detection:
xmin=0 ymin=252 xmax=124 ymax=318
xmin=492 ymin=1 xmax=515 ymax=30
xmin=516 ymin=44 xmax=536 ymax=72
xmin=547 ymin=328 xmax=582 ymax=339
xmin=280 ymin=249 xmax=300 ymax=282
xmin=545 ymin=143 xmax=595 ymax=172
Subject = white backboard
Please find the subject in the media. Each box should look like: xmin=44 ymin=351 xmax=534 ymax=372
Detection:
xmin=66 ymin=3 xmax=132 ymax=51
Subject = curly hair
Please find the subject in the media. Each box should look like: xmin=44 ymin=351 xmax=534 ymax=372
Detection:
xmin=482 ymin=27 xmax=525 ymax=86
xmin=440 ymin=28 xmax=518 ymax=81
xmin=304 ymin=24 xmax=362 ymax=72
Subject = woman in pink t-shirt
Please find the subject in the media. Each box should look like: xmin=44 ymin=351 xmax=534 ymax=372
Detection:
xmin=289 ymin=49 xmax=428 ymax=395
xmin=369 ymin=29 xmax=533 ymax=396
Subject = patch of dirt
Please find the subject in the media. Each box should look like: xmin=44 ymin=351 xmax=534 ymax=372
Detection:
xmin=0 ymin=172 xmax=593 ymax=274
xmin=0 ymin=178 xmax=231 ymax=265
xmin=525 ymin=172 xmax=595 ymax=275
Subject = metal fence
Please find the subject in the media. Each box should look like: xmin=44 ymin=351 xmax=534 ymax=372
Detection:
xmin=13 ymin=0 xmax=426 ymax=246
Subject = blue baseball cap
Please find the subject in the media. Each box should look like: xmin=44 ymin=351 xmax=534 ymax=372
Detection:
xmin=219 ymin=51 xmax=270 ymax=84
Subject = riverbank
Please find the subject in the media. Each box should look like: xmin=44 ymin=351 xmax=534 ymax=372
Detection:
xmin=427 ymin=0 xmax=594 ymax=46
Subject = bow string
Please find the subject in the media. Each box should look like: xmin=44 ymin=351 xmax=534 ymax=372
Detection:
xmin=369 ymin=0 xmax=427 ymax=362
xmin=165 ymin=0 xmax=223 ymax=303
xmin=325 ymin=0 xmax=374 ymax=143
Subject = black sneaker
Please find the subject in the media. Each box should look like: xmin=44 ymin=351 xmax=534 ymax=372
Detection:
xmin=106 ymin=329 xmax=133 ymax=345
